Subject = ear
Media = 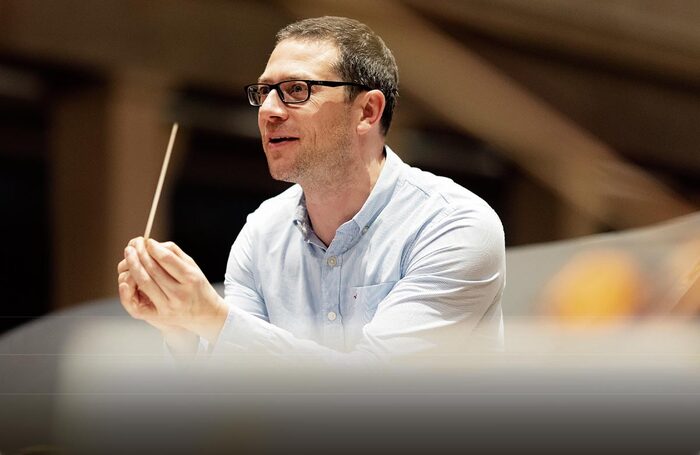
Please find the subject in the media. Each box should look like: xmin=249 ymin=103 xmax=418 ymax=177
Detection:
xmin=356 ymin=90 xmax=386 ymax=136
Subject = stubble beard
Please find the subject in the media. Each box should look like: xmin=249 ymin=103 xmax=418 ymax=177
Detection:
xmin=268 ymin=113 xmax=354 ymax=192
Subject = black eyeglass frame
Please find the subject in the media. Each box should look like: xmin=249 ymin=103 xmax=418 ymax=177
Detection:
xmin=244 ymin=80 xmax=372 ymax=106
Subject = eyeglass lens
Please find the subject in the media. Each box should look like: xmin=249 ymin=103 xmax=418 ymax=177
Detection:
xmin=248 ymin=81 xmax=310 ymax=105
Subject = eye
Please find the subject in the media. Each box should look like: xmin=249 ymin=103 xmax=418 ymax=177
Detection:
xmin=282 ymin=81 xmax=309 ymax=102
xmin=288 ymin=83 xmax=305 ymax=93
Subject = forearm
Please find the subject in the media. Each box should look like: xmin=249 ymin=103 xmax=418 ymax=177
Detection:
xmin=212 ymin=305 xmax=374 ymax=364
xmin=211 ymin=304 xmax=445 ymax=367
xmin=185 ymin=293 xmax=229 ymax=343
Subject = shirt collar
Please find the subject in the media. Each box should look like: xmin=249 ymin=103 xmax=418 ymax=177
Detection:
xmin=294 ymin=194 xmax=312 ymax=241
xmin=293 ymin=145 xmax=403 ymax=248
xmin=351 ymin=145 xmax=402 ymax=233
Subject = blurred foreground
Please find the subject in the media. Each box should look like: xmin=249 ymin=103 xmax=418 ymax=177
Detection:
xmin=1 ymin=312 xmax=699 ymax=453
xmin=1 ymin=212 xmax=698 ymax=452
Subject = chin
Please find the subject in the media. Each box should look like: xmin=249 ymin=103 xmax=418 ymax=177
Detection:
xmin=267 ymin=166 xmax=298 ymax=184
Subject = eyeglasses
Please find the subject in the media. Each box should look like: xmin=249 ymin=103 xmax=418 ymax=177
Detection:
xmin=244 ymin=80 xmax=371 ymax=106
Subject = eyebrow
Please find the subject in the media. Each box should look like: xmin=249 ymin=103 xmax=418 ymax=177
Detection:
xmin=257 ymin=74 xmax=315 ymax=84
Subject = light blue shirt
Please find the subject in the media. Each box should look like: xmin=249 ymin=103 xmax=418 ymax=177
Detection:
xmin=215 ymin=147 xmax=505 ymax=364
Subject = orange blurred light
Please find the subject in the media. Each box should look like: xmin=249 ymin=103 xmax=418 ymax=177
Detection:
xmin=542 ymin=249 xmax=646 ymax=324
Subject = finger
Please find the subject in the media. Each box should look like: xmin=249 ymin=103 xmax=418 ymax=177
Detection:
xmin=132 ymin=236 xmax=146 ymax=255
xmin=118 ymin=272 xmax=147 ymax=307
xmin=119 ymin=283 xmax=157 ymax=321
xmin=159 ymin=241 xmax=194 ymax=263
xmin=136 ymin=289 xmax=155 ymax=308
xmin=128 ymin=236 xmax=143 ymax=248
xmin=145 ymin=239 xmax=194 ymax=283
xmin=118 ymin=276 xmax=135 ymax=304
xmin=117 ymin=258 xmax=129 ymax=274
xmin=125 ymin=245 xmax=169 ymax=305
xmin=121 ymin=272 xmax=145 ymax=302
xmin=118 ymin=282 xmax=141 ymax=319
xmin=137 ymin=239 xmax=182 ymax=292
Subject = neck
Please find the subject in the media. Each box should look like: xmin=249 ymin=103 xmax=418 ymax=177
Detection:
xmin=303 ymin=145 xmax=386 ymax=246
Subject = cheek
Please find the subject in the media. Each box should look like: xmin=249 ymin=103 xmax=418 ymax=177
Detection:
xmin=257 ymin=112 xmax=265 ymax=132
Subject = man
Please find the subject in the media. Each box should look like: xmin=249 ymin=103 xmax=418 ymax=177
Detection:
xmin=117 ymin=16 xmax=505 ymax=364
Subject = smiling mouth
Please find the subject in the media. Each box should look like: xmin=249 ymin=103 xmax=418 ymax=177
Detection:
xmin=269 ymin=137 xmax=299 ymax=144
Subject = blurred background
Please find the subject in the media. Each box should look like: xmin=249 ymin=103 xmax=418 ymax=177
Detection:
xmin=1 ymin=0 xmax=699 ymax=334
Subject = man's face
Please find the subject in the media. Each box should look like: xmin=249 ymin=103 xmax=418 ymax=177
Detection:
xmin=257 ymin=39 xmax=355 ymax=187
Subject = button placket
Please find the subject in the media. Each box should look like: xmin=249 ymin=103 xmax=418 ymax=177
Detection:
xmin=321 ymin=251 xmax=343 ymax=347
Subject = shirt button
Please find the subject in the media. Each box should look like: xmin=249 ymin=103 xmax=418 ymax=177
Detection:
xmin=327 ymin=311 xmax=337 ymax=321
xmin=327 ymin=256 xmax=337 ymax=267
xmin=361 ymin=226 xmax=369 ymax=234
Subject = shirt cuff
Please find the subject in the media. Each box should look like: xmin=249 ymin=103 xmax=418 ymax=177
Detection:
xmin=209 ymin=306 xmax=274 ymax=355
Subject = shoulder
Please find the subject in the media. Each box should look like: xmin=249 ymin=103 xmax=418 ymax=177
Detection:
xmin=397 ymin=160 xmax=503 ymax=236
xmin=387 ymin=158 xmax=505 ymax=274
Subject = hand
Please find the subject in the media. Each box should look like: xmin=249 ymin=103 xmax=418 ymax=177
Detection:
xmin=117 ymin=280 xmax=201 ymax=358
xmin=118 ymin=255 xmax=200 ymax=356
xmin=117 ymin=257 xmax=163 ymax=327
xmin=118 ymin=237 xmax=228 ymax=343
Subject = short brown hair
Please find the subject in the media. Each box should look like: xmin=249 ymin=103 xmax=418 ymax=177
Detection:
xmin=276 ymin=16 xmax=399 ymax=135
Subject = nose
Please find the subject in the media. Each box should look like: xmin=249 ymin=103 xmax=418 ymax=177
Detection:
xmin=258 ymin=88 xmax=288 ymax=123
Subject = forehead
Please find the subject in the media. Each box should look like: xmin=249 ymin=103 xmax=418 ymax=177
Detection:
xmin=259 ymin=39 xmax=340 ymax=82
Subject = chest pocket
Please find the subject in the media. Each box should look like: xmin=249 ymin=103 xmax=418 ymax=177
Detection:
xmin=350 ymin=282 xmax=397 ymax=324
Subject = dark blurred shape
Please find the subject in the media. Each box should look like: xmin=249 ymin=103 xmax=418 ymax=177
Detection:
xmin=0 ymin=89 xmax=50 ymax=333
